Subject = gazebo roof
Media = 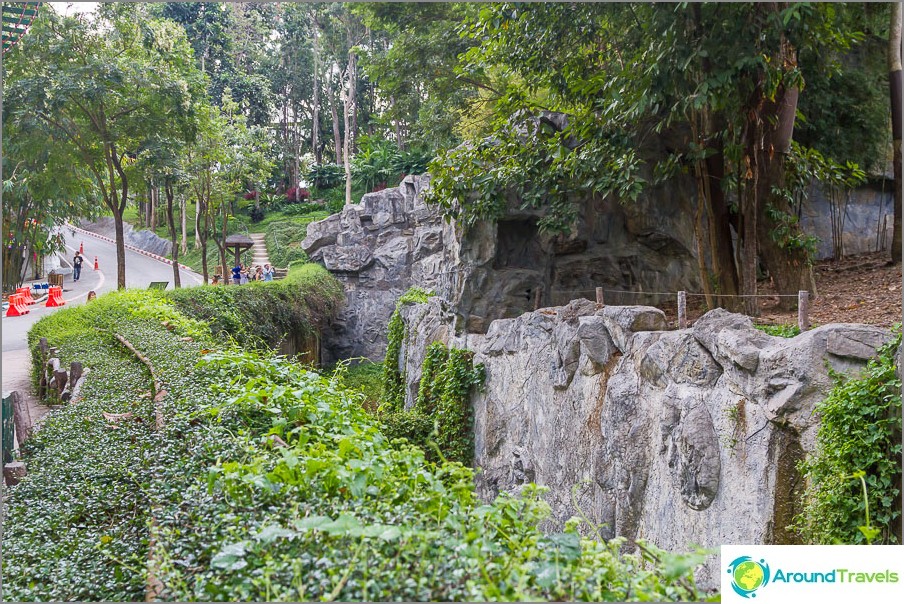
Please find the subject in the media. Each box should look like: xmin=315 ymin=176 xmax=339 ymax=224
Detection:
xmin=224 ymin=234 xmax=254 ymax=250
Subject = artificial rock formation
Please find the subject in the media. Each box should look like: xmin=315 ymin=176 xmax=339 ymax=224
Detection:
xmin=304 ymin=172 xmax=703 ymax=362
xmin=393 ymin=298 xmax=892 ymax=589
xmin=302 ymin=175 xmax=450 ymax=363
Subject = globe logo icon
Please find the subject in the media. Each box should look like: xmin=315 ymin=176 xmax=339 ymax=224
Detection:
xmin=727 ymin=556 xmax=770 ymax=598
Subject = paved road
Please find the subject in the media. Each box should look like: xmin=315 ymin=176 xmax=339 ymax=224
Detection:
xmin=2 ymin=227 xmax=203 ymax=396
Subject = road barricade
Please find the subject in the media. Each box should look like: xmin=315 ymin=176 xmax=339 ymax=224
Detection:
xmin=5 ymin=294 xmax=30 ymax=317
xmin=45 ymin=286 xmax=66 ymax=308
xmin=16 ymin=287 xmax=36 ymax=305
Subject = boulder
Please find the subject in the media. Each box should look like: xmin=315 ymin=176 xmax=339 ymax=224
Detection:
xmin=392 ymin=302 xmax=892 ymax=590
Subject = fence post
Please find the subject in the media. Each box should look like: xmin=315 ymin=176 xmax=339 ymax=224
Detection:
xmin=678 ymin=290 xmax=687 ymax=329
xmin=798 ymin=290 xmax=809 ymax=331
xmin=596 ymin=287 xmax=604 ymax=306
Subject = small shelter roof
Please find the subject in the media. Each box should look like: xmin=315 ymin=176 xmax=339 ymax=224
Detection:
xmin=224 ymin=234 xmax=254 ymax=250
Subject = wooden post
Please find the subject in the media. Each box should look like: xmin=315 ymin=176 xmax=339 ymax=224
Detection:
xmin=533 ymin=286 xmax=542 ymax=311
xmin=596 ymin=287 xmax=604 ymax=306
xmin=10 ymin=391 xmax=32 ymax=445
xmin=798 ymin=290 xmax=810 ymax=332
xmin=678 ymin=290 xmax=687 ymax=329
xmin=3 ymin=461 xmax=27 ymax=486
xmin=70 ymin=362 xmax=83 ymax=387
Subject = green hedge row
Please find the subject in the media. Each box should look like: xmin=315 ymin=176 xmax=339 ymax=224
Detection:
xmin=3 ymin=286 xmax=711 ymax=601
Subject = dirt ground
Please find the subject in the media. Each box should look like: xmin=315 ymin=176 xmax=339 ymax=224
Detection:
xmin=660 ymin=251 xmax=902 ymax=329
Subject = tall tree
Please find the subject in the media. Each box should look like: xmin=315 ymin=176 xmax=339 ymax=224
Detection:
xmin=890 ymin=1 xmax=902 ymax=264
xmin=6 ymin=4 xmax=204 ymax=288
xmin=428 ymin=2 xmax=867 ymax=312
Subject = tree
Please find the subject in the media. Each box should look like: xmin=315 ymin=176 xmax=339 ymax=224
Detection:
xmin=427 ymin=2 xmax=871 ymax=313
xmin=890 ymin=2 xmax=902 ymax=264
xmin=6 ymin=4 xmax=205 ymax=289
xmin=0 ymin=120 xmax=97 ymax=292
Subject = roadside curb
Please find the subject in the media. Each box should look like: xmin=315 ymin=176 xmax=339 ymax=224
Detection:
xmin=67 ymin=224 xmax=194 ymax=273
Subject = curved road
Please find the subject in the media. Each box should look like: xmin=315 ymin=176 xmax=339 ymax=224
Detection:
xmin=2 ymin=227 xmax=203 ymax=398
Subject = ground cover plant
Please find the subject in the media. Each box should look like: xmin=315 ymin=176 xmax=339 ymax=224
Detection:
xmin=793 ymin=330 xmax=902 ymax=544
xmin=3 ymin=285 xmax=713 ymax=602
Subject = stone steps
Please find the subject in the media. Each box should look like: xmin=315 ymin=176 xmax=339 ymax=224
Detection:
xmin=248 ymin=233 xmax=271 ymax=267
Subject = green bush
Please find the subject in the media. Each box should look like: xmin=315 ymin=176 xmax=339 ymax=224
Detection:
xmin=162 ymin=262 xmax=344 ymax=350
xmin=334 ymin=360 xmax=383 ymax=413
xmin=308 ymin=162 xmax=345 ymax=189
xmin=381 ymin=287 xmax=435 ymax=410
xmin=5 ymin=289 xmax=712 ymax=602
xmin=754 ymin=323 xmax=801 ymax=338
xmin=793 ymin=331 xmax=902 ymax=544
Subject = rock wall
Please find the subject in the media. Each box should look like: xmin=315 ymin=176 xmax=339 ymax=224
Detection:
xmin=394 ymin=299 xmax=892 ymax=589
xmin=78 ymin=217 xmax=173 ymax=258
xmin=800 ymin=179 xmax=895 ymax=259
xmin=304 ymin=172 xmax=703 ymax=362
xmin=302 ymin=175 xmax=450 ymax=363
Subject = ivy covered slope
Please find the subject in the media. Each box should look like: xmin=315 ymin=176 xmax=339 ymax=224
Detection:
xmin=794 ymin=332 xmax=903 ymax=545
xmin=4 ymin=280 xmax=710 ymax=602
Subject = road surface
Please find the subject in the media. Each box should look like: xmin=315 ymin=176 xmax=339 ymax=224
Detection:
xmin=2 ymin=226 xmax=203 ymax=406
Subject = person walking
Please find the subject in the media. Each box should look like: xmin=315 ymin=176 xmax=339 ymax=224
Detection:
xmin=73 ymin=251 xmax=83 ymax=282
xmin=262 ymin=263 xmax=275 ymax=281
xmin=232 ymin=263 xmax=242 ymax=285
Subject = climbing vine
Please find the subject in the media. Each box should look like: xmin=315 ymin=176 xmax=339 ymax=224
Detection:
xmin=414 ymin=342 xmax=486 ymax=465
xmin=380 ymin=287 xmax=434 ymax=411
xmin=792 ymin=330 xmax=902 ymax=544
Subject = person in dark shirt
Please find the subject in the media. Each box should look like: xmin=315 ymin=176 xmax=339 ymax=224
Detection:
xmin=232 ymin=263 xmax=242 ymax=284
xmin=73 ymin=252 xmax=83 ymax=282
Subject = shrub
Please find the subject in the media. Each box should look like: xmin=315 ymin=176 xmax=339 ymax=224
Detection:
xmin=308 ymin=163 xmax=345 ymax=189
xmin=5 ymin=285 xmax=712 ymax=602
xmin=793 ymin=330 xmax=902 ymax=544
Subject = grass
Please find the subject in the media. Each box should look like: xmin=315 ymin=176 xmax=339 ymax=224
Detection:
xmin=332 ymin=360 xmax=384 ymax=413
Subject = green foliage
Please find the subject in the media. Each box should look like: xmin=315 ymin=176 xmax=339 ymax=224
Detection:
xmin=308 ymin=163 xmax=346 ymax=189
xmin=6 ymin=288 xmax=711 ymax=602
xmin=162 ymin=263 xmax=344 ymax=350
xmin=334 ymin=360 xmax=384 ymax=413
xmin=380 ymin=287 xmax=435 ymax=411
xmin=351 ymin=135 xmax=433 ymax=192
xmin=413 ymin=342 xmax=486 ymax=466
xmin=793 ymin=331 xmax=902 ymax=544
xmin=754 ymin=323 xmax=802 ymax=338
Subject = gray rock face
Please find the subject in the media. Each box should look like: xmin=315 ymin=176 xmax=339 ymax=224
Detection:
xmin=799 ymin=181 xmax=895 ymax=259
xmin=302 ymin=175 xmax=450 ymax=363
xmin=79 ymin=217 xmax=173 ymax=257
xmin=304 ymin=170 xmax=704 ymax=361
xmin=391 ymin=301 xmax=893 ymax=590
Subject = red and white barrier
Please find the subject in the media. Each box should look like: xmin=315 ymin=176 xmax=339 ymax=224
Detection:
xmin=67 ymin=224 xmax=195 ymax=273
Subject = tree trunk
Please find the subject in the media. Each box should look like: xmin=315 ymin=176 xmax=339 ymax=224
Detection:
xmin=180 ymin=195 xmax=188 ymax=255
xmin=890 ymin=1 xmax=902 ymax=264
xmin=312 ymin=17 xmax=322 ymax=165
xmin=194 ymin=195 xmax=202 ymax=250
xmin=344 ymin=51 xmax=357 ymax=205
xmin=704 ymin=143 xmax=741 ymax=310
xmin=755 ymin=77 xmax=814 ymax=309
xmin=112 ymin=204 xmax=127 ymax=290
xmin=330 ymin=68 xmax=343 ymax=164
xmin=164 ymin=182 xmax=182 ymax=289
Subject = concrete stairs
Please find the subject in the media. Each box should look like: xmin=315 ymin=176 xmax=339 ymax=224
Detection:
xmin=248 ymin=233 xmax=270 ymax=268
xmin=248 ymin=233 xmax=287 ymax=279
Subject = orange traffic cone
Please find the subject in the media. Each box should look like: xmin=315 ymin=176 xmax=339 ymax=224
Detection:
xmin=94 ymin=256 xmax=99 ymax=270
xmin=79 ymin=241 xmax=84 ymax=254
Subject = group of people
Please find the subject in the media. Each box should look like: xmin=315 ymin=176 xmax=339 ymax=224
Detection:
xmin=231 ymin=262 xmax=275 ymax=285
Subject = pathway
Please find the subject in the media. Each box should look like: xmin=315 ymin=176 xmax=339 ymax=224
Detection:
xmin=249 ymin=233 xmax=271 ymax=268
xmin=2 ymin=226 xmax=203 ymax=451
